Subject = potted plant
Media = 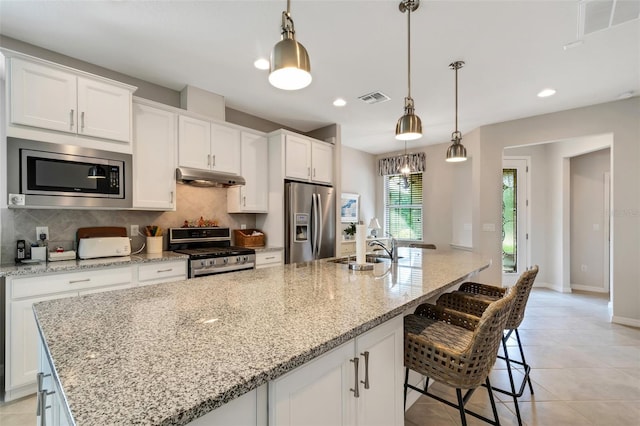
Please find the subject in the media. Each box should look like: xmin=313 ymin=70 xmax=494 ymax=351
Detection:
xmin=344 ymin=222 xmax=357 ymax=240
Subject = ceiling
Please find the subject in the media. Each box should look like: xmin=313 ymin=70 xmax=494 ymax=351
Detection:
xmin=0 ymin=1 xmax=638 ymax=154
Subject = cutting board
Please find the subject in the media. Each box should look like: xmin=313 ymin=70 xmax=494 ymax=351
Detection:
xmin=76 ymin=226 xmax=128 ymax=240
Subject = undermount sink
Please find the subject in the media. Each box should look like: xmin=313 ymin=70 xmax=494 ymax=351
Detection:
xmin=327 ymin=254 xmax=402 ymax=264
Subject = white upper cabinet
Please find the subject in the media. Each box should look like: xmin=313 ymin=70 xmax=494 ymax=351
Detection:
xmin=228 ymin=131 xmax=268 ymax=213
xmin=178 ymin=115 xmax=211 ymax=170
xmin=311 ymin=140 xmax=333 ymax=184
xmin=77 ymin=77 xmax=132 ymax=142
xmin=133 ymin=100 xmax=177 ymax=210
xmin=178 ymin=116 xmax=241 ymax=176
xmin=284 ymin=133 xmax=333 ymax=184
xmin=211 ymin=122 xmax=241 ymax=175
xmin=9 ymin=57 xmax=134 ymax=145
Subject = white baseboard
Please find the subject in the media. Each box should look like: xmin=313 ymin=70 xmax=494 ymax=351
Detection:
xmin=535 ymin=281 xmax=571 ymax=293
xmin=611 ymin=315 xmax=640 ymax=328
xmin=570 ymin=284 xmax=609 ymax=293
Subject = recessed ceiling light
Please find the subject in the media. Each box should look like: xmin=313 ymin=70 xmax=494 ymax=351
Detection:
xmin=333 ymin=98 xmax=347 ymax=107
xmin=537 ymin=88 xmax=556 ymax=98
xmin=254 ymin=58 xmax=270 ymax=70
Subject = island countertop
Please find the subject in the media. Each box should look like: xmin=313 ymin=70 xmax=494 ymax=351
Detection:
xmin=33 ymin=247 xmax=490 ymax=425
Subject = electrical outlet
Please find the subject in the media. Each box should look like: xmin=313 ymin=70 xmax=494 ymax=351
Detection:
xmin=240 ymin=224 xmax=247 ymax=230
xmin=130 ymin=225 xmax=139 ymax=236
xmin=581 ymin=264 xmax=588 ymax=272
xmin=36 ymin=226 xmax=49 ymax=242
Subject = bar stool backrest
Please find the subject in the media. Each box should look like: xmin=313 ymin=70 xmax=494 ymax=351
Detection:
xmin=507 ymin=265 xmax=539 ymax=329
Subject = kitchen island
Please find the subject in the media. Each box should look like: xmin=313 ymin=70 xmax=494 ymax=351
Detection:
xmin=33 ymin=247 xmax=490 ymax=425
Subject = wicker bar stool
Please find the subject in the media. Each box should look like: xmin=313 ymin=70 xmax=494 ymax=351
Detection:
xmin=404 ymin=286 xmax=517 ymax=426
xmin=436 ymin=265 xmax=539 ymax=426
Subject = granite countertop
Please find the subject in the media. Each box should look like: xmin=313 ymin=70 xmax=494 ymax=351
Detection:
xmin=0 ymin=251 xmax=188 ymax=278
xmin=33 ymin=247 xmax=490 ymax=426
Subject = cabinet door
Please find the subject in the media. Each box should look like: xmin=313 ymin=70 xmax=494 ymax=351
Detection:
xmin=9 ymin=293 xmax=76 ymax=390
xmin=10 ymin=58 xmax=77 ymax=133
xmin=211 ymin=122 xmax=241 ymax=175
xmin=311 ymin=141 xmax=334 ymax=184
xmin=270 ymin=341 xmax=356 ymax=426
xmin=354 ymin=315 xmax=404 ymax=426
xmin=133 ymin=103 xmax=177 ymax=210
xmin=285 ymin=135 xmax=312 ymax=181
xmin=77 ymin=76 xmax=132 ymax=142
xmin=240 ymin=132 xmax=268 ymax=212
xmin=178 ymin=115 xmax=211 ymax=170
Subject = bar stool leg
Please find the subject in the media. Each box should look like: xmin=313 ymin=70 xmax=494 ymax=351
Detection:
xmin=502 ymin=336 xmax=522 ymax=426
xmin=456 ymin=388 xmax=468 ymax=426
xmin=403 ymin=368 xmax=409 ymax=410
xmin=485 ymin=377 xmax=501 ymax=426
xmin=515 ymin=329 xmax=534 ymax=394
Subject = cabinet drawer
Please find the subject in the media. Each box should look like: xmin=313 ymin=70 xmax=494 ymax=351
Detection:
xmin=256 ymin=251 xmax=282 ymax=268
xmin=10 ymin=267 xmax=133 ymax=299
xmin=138 ymin=260 xmax=187 ymax=284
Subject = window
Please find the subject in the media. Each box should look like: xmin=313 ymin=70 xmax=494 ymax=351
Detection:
xmin=384 ymin=173 xmax=423 ymax=240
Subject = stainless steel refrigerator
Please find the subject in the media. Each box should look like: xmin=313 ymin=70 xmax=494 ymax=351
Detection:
xmin=285 ymin=181 xmax=336 ymax=264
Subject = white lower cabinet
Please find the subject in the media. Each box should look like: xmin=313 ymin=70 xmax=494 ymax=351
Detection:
xmin=188 ymin=385 xmax=267 ymax=426
xmin=6 ymin=267 xmax=134 ymax=401
xmin=255 ymin=250 xmax=283 ymax=269
xmin=38 ymin=340 xmax=71 ymax=426
xmin=137 ymin=260 xmax=187 ymax=286
xmin=269 ymin=315 xmax=404 ymax=426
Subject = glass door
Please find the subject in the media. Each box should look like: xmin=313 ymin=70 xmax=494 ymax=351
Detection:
xmin=502 ymin=158 xmax=528 ymax=284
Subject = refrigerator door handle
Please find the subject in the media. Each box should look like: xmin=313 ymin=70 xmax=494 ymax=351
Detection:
xmin=317 ymin=194 xmax=323 ymax=256
xmin=313 ymin=193 xmax=320 ymax=258
xmin=311 ymin=193 xmax=316 ymax=258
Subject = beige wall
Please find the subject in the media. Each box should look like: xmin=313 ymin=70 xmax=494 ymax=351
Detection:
xmin=341 ymin=146 xmax=376 ymax=233
xmin=476 ymin=98 xmax=639 ymax=325
xmin=570 ymin=148 xmax=611 ymax=292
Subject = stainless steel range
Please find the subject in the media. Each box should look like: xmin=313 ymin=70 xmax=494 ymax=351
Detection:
xmin=169 ymin=227 xmax=256 ymax=278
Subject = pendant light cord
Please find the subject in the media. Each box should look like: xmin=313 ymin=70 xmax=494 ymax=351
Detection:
xmin=407 ymin=4 xmax=412 ymax=99
xmin=454 ymin=64 xmax=458 ymax=133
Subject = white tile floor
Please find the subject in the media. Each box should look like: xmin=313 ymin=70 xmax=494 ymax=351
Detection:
xmin=405 ymin=288 xmax=640 ymax=426
xmin=1 ymin=288 xmax=638 ymax=426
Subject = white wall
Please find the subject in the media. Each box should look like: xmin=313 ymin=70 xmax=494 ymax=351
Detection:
xmin=476 ymin=98 xmax=638 ymax=325
xmin=570 ymin=148 xmax=611 ymax=292
xmin=341 ymin=146 xmax=376 ymax=231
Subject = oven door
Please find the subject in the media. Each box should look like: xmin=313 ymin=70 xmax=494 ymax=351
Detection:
xmin=189 ymin=257 xmax=255 ymax=278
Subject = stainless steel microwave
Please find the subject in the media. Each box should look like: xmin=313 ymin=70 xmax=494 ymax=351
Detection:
xmin=7 ymin=137 xmax=132 ymax=209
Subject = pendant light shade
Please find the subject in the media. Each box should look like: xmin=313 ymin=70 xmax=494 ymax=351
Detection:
xmin=87 ymin=165 xmax=106 ymax=179
xmin=269 ymin=1 xmax=311 ymax=91
xmin=395 ymin=0 xmax=423 ymax=141
xmin=446 ymin=61 xmax=468 ymax=162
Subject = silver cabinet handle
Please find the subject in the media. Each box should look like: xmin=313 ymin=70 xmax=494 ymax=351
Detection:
xmin=69 ymin=278 xmax=90 ymax=284
xmin=207 ymin=154 xmax=211 ymax=166
xmin=265 ymin=256 xmax=275 ymax=260
xmin=212 ymin=155 xmax=216 ymax=167
xmin=350 ymin=357 xmax=360 ymax=398
xmin=36 ymin=372 xmax=50 ymax=415
xmin=39 ymin=389 xmax=55 ymax=426
xmin=307 ymin=167 xmax=311 ymax=177
xmin=157 ymin=268 xmax=173 ymax=273
xmin=70 ymin=109 xmax=74 ymax=129
xmin=313 ymin=168 xmax=316 ymax=177
xmin=170 ymin=191 xmax=174 ymax=203
xmin=243 ymin=196 xmax=246 ymax=206
xmin=80 ymin=111 xmax=85 ymax=130
xmin=360 ymin=351 xmax=370 ymax=389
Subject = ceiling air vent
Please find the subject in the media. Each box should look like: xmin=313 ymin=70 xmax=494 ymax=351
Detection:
xmin=358 ymin=91 xmax=391 ymax=105
xmin=580 ymin=0 xmax=640 ymax=36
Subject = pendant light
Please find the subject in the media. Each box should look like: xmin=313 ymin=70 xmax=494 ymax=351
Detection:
xmin=269 ymin=0 xmax=312 ymax=91
xmin=446 ymin=61 xmax=468 ymax=162
xmin=395 ymin=0 xmax=422 ymax=141
xmin=87 ymin=165 xmax=106 ymax=179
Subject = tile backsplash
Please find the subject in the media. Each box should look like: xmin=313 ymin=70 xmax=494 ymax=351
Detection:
xmin=1 ymin=184 xmax=256 ymax=263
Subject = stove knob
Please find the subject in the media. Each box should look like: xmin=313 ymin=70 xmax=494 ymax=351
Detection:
xmin=236 ymin=256 xmax=243 ymax=264
xmin=207 ymin=259 xmax=215 ymax=267
xmin=222 ymin=258 xmax=229 ymax=265
xmin=243 ymin=256 xmax=249 ymax=263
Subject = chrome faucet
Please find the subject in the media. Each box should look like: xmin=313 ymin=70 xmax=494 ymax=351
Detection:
xmin=368 ymin=237 xmax=398 ymax=263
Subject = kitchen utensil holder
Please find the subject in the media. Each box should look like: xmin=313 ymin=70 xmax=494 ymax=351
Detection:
xmin=146 ymin=236 xmax=163 ymax=254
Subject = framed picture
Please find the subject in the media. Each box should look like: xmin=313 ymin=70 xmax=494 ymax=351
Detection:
xmin=340 ymin=193 xmax=360 ymax=223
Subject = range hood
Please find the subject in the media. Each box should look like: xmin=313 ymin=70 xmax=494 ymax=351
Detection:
xmin=175 ymin=167 xmax=245 ymax=187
